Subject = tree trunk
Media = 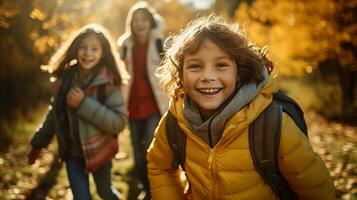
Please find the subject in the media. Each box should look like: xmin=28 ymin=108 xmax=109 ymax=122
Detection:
xmin=338 ymin=64 xmax=356 ymax=113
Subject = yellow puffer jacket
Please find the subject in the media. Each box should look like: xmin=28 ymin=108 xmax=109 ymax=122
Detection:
xmin=147 ymin=76 xmax=335 ymax=200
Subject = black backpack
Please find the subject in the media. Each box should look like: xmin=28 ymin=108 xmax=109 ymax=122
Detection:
xmin=121 ymin=38 xmax=164 ymax=60
xmin=165 ymin=91 xmax=308 ymax=200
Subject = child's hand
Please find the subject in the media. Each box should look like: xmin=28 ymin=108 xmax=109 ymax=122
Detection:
xmin=27 ymin=148 xmax=42 ymax=164
xmin=66 ymin=87 xmax=85 ymax=108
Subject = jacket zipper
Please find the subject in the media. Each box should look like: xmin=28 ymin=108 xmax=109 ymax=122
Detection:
xmin=208 ymin=149 xmax=214 ymax=169
xmin=208 ymin=148 xmax=218 ymax=200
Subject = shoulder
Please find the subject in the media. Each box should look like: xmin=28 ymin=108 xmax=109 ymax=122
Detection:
xmin=106 ymin=84 xmax=122 ymax=95
xmin=278 ymin=113 xmax=336 ymax=199
xmin=106 ymin=85 xmax=125 ymax=105
xmin=117 ymin=32 xmax=132 ymax=48
xmin=150 ymin=111 xmax=169 ymax=144
xmin=149 ymin=31 xmax=164 ymax=44
xmin=158 ymin=112 xmax=169 ymax=135
xmin=279 ymin=113 xmax=308 ymax=153
xmin=278 ymin=112 xmax=315 ymax=176
xmin=147 ymin=112 xmax=171 ymax=154
xmin=51 ymin=79 xmax=62 ymax=94
xmin=151 ymin=13 xmax=165 ymax=38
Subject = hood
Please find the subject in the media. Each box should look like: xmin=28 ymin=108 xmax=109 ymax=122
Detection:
xmin=170 ymin=73 xmax=280 ymax=139
xmin=117 ymin=7 xmax=165 ymax=48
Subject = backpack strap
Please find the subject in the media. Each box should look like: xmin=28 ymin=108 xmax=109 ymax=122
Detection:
xmin=121 ymin=45 xmax=127 ymax=60
xmin=165 ymin=111 xmax=186 ymax=171
xmin=97 ymin=84 xmax=106 ymax=104
xmin=249 ymin=101 xmax=297 ymax=200
xmin=155 ymin=38 xmax=164 ymax=59
xmin=273 ymin=91 xmax=308 ymax=136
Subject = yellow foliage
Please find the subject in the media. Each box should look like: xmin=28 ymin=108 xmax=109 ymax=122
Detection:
xmin=30 ymin=8 xmax=46 ymax=21
xmin=0 ymin=0 xmax=20 ymax=28
xmin=234 ymin=0 xmax=347 ymax=76
xmin=34 ymin=36 xmax=58 ymax=55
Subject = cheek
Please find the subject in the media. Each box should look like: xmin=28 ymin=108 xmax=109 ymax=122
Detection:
xmin=224 ymin=72 xmax=238 ymax=91
xmin=180 ymin=75 xmax=188 ymax=91
xmin=181 ymin=73 xmax=193 ymax=92
xmin=76 ymin=50 xmax=82 ymax=57
xmin=97 ymin=51 xmax=103 ymax=58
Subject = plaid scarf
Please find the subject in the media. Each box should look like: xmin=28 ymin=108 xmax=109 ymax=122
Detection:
xmin=53 ymin=66 xmax=119 ymax=172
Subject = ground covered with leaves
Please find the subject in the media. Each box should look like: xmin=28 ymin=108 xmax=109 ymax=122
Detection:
xmin=0 ymin=111 xmax=356 ymax=200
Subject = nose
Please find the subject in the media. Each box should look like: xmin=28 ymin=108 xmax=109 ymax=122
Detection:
xmin=200 ymin=67 xmax=216 ymax=82
xmin=134 ymin=19 xmax=144 ymax=27
xmin=84 ymin=48 xmax=93 ymax=56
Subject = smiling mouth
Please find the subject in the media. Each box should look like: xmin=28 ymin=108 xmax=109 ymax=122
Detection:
xmin=197 ymin=88 xmax=222 ymax=95
xmin=135 ymin=27 xmax=146 ymax=31
xmin=81 ymin=59 xmax=94 ymax=63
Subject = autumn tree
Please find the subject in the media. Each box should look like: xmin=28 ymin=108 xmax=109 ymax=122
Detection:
xmin=0 ymin=0 xmax=202 ymax=145
xmin=0 ymin=0 xmax=115 ymax=144
xmin=154 ymin=0 xmax=196 ymax=35
xmin=224 ymin=0 xmax=356 ymax=117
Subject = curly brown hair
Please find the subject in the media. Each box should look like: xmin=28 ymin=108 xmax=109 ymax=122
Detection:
xmin=156 ymin=15 xmax=274 ymax=98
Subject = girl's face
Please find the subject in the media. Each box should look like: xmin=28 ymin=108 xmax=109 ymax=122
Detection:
xmin=132 ymin=11 xmax=151 ymax=38
xmin=77 ymin=34 xmax=103 ymax=70
xmin=182 ymin=39 xmax=238 ymax=120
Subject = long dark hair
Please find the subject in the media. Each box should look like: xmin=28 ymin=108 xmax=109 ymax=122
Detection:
xmin=44 ymin=23 xmax=125 ymax=86
xmin=126 ymin=1 xmax=158 ymax=36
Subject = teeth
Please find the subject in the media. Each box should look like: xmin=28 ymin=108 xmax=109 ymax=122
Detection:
xmin=199 ymin=88 xmax=220 ymax=94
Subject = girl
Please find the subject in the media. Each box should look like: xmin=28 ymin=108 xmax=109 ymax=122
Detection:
xmin=28 ymin=23 xmax=127 ymax=200
xmin=117 ymin=1 xmax=168 ymax=199
xmin=147 ymin=15 xmax=336 ymax=200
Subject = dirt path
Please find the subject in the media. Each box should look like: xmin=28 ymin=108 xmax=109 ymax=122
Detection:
xmin=0 ymin=111 xmax=355 ymax=200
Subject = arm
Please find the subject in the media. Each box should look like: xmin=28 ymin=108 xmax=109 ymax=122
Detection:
xmin=28 ymin=106 xmax=56 ymax=164
xmin=30 ymin=107 xmax=56 ymax=148
xmin=76 ymin=86 xmax=127 ymax=135
xmin=278 ymin=113 xmax=336 ymax=200
xmin=147 ymin=115 xmax=186 ymax=200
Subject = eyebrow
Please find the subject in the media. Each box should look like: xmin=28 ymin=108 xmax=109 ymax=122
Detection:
xmin=185 ymin=56 xmax=231 ymax=62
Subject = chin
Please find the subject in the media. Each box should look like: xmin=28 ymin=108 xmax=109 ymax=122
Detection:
xmin=82 ymin=65 xmax=95 ymax=70
xmin=199 ymin=104 xmax=220 ymax=112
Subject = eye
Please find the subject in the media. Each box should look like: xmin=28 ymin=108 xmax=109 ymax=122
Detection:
xmin=187 ymin=64 xmax=201 ymax=70
xmin=217 ymin=62 xmax=229 ymax=69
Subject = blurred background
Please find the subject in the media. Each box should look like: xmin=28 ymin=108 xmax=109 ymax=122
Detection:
xmin=0 ymin=0 xmax=356 ymax=199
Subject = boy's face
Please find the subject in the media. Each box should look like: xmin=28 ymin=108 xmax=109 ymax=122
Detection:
xmin=182 ymin=39 xmax=238 ymax=119
xmin=132 ymin=11 xmax=151 ymax=38
xmin=77 ymin=34 xmax=103 ymax=70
